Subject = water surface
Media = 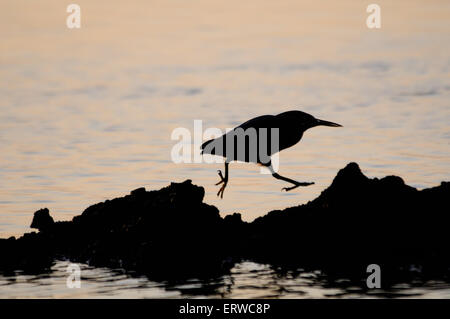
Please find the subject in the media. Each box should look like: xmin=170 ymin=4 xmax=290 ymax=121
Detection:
xmin=2 ymin=261 xmax=450 ymax=298
xmin=1 ymin=0 xmax=449 ymax=298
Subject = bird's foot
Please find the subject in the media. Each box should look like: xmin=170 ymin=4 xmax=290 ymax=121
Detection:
xmin=215 ymin=169 xmax=228 ymax=198
xmin=215 ymin=170 xmax=225 ymax=185
xmin=282 ymin=181 xmax=314 ymax=192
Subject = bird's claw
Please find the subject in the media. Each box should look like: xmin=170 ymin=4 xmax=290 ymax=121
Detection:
xmin=282 ymin=182 xmax=314 ymax=192
xmin=215 ymin=170 xmax=225 ymax=185
xmin=217 ymin=184 xmax=226 ymax=198
xmin=215 ymin=169 xmax=228 ymax=198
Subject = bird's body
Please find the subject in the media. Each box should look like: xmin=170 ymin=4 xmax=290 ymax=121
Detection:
xmin=236 ymin=112 xmax=305 ymax=155
xmin=201 ymin=110 xmax=342 ymax=197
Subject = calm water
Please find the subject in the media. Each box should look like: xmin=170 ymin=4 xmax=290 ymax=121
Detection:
xmin=2 ymin=260 xmax=450 ymax=299
xmin=1 ymin=0 xmax=449 ymax=298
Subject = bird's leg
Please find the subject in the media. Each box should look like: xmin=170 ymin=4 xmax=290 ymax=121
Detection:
xmin=267 ymin=165 xmax=314 ymax=191
xmin=272 ymin=172 xmax=314 ymax=191
xmin=215 ymin=162 xmax=229 ymax=198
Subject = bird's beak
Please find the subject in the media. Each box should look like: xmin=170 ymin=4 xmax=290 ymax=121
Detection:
xmin=316 ymin=119 xmax=342 ymax=127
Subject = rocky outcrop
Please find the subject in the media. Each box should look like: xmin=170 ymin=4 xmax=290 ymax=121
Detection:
xmin=248 ymin=163 xmax=450 ymax=283
xmin=30 ymin=208 xmax=54 ymax=232
xmin=1 ymin=163 xmax=449 ymax=284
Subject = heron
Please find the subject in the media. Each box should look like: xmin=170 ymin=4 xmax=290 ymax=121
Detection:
xmin=201 ymin=110 xmax=342 ymax=198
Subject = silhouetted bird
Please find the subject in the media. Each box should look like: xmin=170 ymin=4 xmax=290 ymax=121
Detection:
xmin=201 ymin=110 xmax=342 ymax=198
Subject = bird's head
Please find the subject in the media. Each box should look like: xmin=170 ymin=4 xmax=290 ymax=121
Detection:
xmin=282 ymin=110 xmax=342 ymax=130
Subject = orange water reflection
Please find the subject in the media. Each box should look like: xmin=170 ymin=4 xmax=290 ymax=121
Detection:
xmin=0 ymin=0 xmax=449 ymax=237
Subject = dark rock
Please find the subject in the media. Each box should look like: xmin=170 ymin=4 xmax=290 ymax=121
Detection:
xmin=1 ymin=163 xmax=449 ymax=286
xmin=30 ymin=208 xmax=54 ymax=232
xmin=249 ymin=163 xmax=450 ymax=283
xmin=131 ymin=187 xmax=146 ymax=196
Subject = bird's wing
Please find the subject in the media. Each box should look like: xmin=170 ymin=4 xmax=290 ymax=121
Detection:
xmin=201 ymin=114 xmax=279 ymax=159
xmin=201 ymin=115 xmax=275 ymax=150
xmin=237 ymin=115 xmax=277 ymax=130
